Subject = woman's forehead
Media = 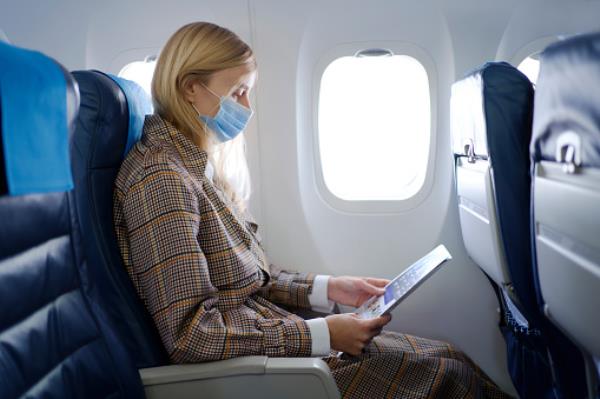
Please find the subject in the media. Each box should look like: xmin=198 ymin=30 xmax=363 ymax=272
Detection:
xmin=211 ymin=64 xmax=256 ymax=89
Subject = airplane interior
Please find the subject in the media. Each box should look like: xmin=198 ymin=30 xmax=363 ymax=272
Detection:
xmin=0 ymin=1 xmax=599 ymax=398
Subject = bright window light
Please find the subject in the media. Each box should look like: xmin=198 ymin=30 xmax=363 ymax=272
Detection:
xmin=517 ymin=55 xmax=540 ymax=85
xmin=318 ymin=54 xmax=431 ymax=201
xmin=118 ymin=57 xmax=157 ymax=96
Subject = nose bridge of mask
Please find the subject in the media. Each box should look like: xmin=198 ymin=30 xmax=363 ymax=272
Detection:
xmin=200 ymin=81 xmax=253 ymax=114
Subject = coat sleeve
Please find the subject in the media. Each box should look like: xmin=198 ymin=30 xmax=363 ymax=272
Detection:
xmin=257 ymin=264 xmax=317 ymax=310
xmin=240 ymin=210 xmax=318 ymax=311
xmin=118 ymin=156 xmax=312 ymax=363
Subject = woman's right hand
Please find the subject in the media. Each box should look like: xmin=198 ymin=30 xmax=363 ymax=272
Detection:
xmin=325 ymin=313 xmax=392 ymax=356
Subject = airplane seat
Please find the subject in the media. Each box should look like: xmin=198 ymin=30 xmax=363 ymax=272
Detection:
xmin=531 ymin=31 xmax=600 ymax=398
xmin=0 ymin=42 xmax=144 ymax=398
xmin=69 ymin=70 xmax=340 ymax=399
xmin=69 ymin=70 xmax=169 ymax=369
xmin=450 ymin=61 xmax=587 ymax=398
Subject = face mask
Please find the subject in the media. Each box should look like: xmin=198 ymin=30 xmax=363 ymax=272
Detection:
xmin=193 ymin=84 xmax=253 ymax=143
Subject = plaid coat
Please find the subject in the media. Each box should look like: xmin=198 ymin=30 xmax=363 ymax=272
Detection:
xmin=114 ymin=114 xmax=314 ymax=363
xmin=114 ymin=115 xmax=511 ymax=398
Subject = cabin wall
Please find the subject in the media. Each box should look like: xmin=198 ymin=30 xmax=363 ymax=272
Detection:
xmin=252 ymin=0 xmax=513 ymax=390
xmin=2 ymin=0 xmax=599 ymax=394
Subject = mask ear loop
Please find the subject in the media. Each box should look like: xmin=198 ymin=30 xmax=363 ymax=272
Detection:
xmin=200 ymin=82 xmax=228 ymax=117
xmin=200 ymin=82 xmax=222 ymax=100
xmin=190 ymin=102 xmax=202 ymax=115
xmin=190 ymin=102 xmax=212 ymax=138
xmin=192 ymin=85 xmax=223 ymax=116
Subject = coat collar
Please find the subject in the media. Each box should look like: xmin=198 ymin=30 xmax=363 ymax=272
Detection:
xmin=141 ymin=114 xmax=208 ymax=178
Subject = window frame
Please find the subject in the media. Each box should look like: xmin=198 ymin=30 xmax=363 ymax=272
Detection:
xmin=311 ymin=41 xmax=438 ymax=213
xmin=117 ymin=55 xmax=158 ymax=95
xmin=109 ymin=47 xmax=160 ymax=76
xmin=511 ymin=36 xmax=560 ymax=84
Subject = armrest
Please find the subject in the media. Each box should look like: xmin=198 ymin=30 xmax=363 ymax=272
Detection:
xmin=140 ymin=356 xmax=267 ymax=385
xmin=264 ymin=357 xmax=339 ymax=397
xmin=140 ymin=356 xmax=340 ymax=399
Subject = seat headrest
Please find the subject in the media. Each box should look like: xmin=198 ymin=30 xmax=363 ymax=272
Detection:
xmin=531 ymin=31 xmax=600 ymax=167
xmin=69 ymin=71 xmax=152 ymax=169
xmin=0 ymin=41 xmax=78 ymax=196
xmin=451 ymin=62 xmax=534 ymax=160
xmin=104 ymin=72 xmax=153 ymax=157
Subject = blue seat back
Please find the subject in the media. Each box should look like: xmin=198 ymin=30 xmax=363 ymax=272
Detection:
xmin=451 ymin=62 xmax=587 ymax=399
xmin=451 ymin=62 xmax=534 ymax=297
xmin=69 ymin=70 xmax=168 ymax=368
xmin=531 ymin=31 xmax=600 ymax=396
xmin=0 ymin=42 xmax=144 ymax=398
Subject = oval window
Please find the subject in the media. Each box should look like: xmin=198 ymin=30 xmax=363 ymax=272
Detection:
xmin=118 ymin=56 xmax=157 ymax=95
xmin=318 ymin=54 xmax=431 ymax=201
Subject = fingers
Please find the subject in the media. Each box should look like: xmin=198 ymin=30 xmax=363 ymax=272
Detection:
xmin=364 ymin=313 xmax=392 ymax=329
xmin=365 ymin=277 xmax=390 ymax=288
xmin=340 ymin=313 xmax=388 ymax=356
xmin=358 ymin=279 xmax=385 ymax=296
xmin=361 ymin=326 xmax=383 ymax=349
xmin=355 ymin=315 xmax=390 ymax=346
xmin=354 ymin=332 xmax=374 ymax=355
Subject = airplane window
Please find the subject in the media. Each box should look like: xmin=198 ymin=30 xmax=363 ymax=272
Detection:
xmin=517 ymin=54 xmax=540 ymax=85
xmin=118 ymin=56 xmax=157 ymax=95
xmin=318 ymin=54 xmax=430 ymax=201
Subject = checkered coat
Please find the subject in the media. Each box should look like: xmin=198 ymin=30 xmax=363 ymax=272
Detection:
xmin=114 ymin=114 xmax=315 ymax=363
xmin=114 ymin=115 xmax=511 ymax=398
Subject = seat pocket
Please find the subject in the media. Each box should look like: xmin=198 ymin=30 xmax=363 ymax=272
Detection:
xmin=499 ymin=307 xmax=555 ymax=399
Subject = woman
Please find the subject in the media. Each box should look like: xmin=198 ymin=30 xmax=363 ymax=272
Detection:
xmin=114 ymin=22 xmax=510 ymax=398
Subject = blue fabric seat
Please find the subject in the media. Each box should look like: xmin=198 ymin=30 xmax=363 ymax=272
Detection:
xmin=67 ymin=71 xmax=342 ymax=399
xmin=69 ymin=70 xmax=167 ymax=368
xmin=531 ymin=31 xmax=600 ymax=398
xmin=0 ymin=42 xmax=144 ymax=398
xmin=450 ymin=61 xmax=587 ymax=398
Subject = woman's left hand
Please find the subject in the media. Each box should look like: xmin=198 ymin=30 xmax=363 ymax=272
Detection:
xmin=327 ymin=276 xmax=391 ymax=308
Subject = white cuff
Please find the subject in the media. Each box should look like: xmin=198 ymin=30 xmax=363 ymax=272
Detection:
xmin=306 ymin=317 xmax=331 ymax=357
xmin=308 ymin=275 xmax=335 ymax=314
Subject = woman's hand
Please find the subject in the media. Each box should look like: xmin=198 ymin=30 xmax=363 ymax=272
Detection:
xmin=328 ymin=276 xmax=390 ymax=308
xmin=325 ymin=313 xmax=392 ymax=356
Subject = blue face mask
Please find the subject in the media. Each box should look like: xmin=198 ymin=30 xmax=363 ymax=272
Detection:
xmin=194 ymin=84 xmax=253 ymax=143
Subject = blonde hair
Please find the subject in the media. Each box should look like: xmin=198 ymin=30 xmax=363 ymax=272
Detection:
xmin=152 ymin=22 xmax=256 ymax=209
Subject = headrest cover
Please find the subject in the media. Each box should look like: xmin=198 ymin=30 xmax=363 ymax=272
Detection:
xmin=451 ymin=71 xmax=487 ymax=157
xmin=0 ymin=41 xmax=73 ymax=195
xmin=105 ymin=74 xmax=153 ymax=157
xmin=531 ymin=31 xmax=600 ymax=167
xmin=451 ymin=62 xmax=533 ymax=159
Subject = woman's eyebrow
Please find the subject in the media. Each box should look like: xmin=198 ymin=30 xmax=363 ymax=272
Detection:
xmin=230 ymin=83 xmax=250 ymax=94
xmin=234 ymin=73 xmax=254 ymax=89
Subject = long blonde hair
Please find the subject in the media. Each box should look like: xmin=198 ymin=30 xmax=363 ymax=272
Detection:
xmin=152 ymin=22 xmax=256 ymax=209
